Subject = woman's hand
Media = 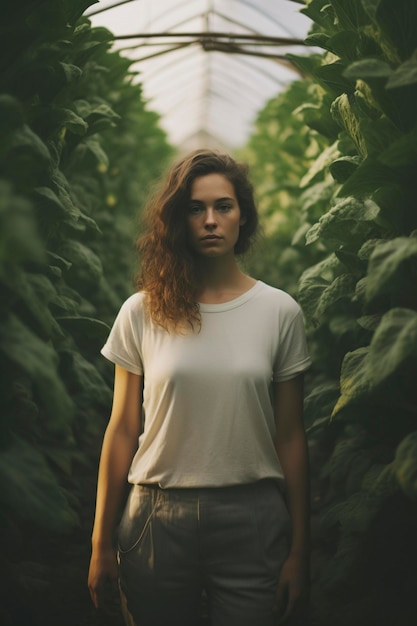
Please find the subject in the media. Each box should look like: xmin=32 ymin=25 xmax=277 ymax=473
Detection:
xmin=274 ymin=552 xmax=310 ymax=624
xmin=88 ymin=545 xmax=119 ymax=609
xmin=88 ymin=367 xmax=143 ymax=609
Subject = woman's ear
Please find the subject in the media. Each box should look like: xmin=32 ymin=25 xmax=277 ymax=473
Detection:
xmin=239 ymin=214 xmax=247 ymax=226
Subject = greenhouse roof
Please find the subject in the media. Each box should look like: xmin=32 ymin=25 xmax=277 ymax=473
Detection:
xmin=87 ymin=0 xmax=314 ymax=150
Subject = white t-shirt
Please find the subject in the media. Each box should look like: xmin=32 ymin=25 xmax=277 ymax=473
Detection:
xmin=101 ymin=280 xmax=311 ymax=488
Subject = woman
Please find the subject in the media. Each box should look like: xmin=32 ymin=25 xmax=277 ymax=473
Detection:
xmin=88 ymin=149 xmax=311 ymax=626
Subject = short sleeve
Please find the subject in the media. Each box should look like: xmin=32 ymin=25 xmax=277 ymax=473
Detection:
xmin=100 ymin=294 xmax=144 ymax=375
xmin=273 ymin=309 xmax=311 ymax=382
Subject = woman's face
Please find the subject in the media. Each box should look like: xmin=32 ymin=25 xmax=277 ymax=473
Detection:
xmin=186 ymin=173 xmax=245 ymax=259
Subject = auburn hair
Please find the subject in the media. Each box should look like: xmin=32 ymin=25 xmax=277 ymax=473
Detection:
xmin=136 ymin=149 xmax=258 ymax=331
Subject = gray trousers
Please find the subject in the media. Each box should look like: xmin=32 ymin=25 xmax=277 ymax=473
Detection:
xmin=117 ymin=480 xmax=291 ymax=626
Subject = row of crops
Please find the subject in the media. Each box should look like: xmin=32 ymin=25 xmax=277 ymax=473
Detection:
xmin=243 ymin=1 xmax=417 ymax=624
xmin=0 ymin=1 xmax=173 ymax=623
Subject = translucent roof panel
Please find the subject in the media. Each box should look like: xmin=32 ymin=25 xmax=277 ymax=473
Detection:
xmin=87 ymin=0 xmax=314 ymax=150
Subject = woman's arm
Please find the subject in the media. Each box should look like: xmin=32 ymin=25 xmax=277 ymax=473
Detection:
xmin=88 ymin=364 xmax=143 ymax=609
xmin=273 ymin=374 xmax=310 ymax=623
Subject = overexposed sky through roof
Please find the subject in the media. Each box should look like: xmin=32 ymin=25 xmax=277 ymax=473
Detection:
xmin=86 ymin=0 xmax=313 ymax=150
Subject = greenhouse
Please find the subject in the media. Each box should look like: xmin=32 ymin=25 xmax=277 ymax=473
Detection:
xmin=1 ymin=1 xmax=417 ymax=625
xmin=86 ymin=0 xmax=313 ymax=150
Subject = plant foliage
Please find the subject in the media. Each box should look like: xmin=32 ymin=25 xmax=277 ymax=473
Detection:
xmin=0 ymin=1 xmax=173 ymax=621
xmin=244 ymin=1 xmax=417 ymax=624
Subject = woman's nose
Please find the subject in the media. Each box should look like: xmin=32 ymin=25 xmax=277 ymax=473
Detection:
xmin=204 ymin=207 xmax=217 ymax=227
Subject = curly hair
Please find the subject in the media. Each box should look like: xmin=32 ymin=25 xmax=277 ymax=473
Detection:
xmin=136 ymin=149 xmax=258 ymax=331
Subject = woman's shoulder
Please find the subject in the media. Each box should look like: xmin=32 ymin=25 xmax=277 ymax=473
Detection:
xmin=257 ymin=281 xmax=301 ymax=314
xmin=117 ymin=291 xmax=147 ymax=317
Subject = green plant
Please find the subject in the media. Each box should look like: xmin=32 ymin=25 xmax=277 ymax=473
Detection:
xmin=293 ymin=2 xmax=417 ymax=623
xmin=243 ymin=1 xmax=417 ymax=623
xmin=0 ymin=1 xmax=173 ymax=622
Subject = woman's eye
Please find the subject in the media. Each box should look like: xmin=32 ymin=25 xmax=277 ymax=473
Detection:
xmin=218 ymin=204 xmax=232 ymax=212
xmin=189 ymin=205 xmax=203 ymax=214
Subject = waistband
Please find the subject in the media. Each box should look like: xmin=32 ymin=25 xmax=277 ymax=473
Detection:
xmin=136 ymin=478 xmax=281 ymax=496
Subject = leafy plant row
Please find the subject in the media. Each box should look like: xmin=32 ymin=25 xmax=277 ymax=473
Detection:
xmin=244 ymin=0 xmax=417 ymax=624
xmin=0 ymin=0 xmax=172 ymax=621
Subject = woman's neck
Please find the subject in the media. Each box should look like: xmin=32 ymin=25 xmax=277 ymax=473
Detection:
xmin=194 ymin=257 xmax=256 ymax=304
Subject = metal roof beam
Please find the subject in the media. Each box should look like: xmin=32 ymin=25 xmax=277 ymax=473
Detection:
xmin=112 ymin=32 xmax=305 ymax=45
xmin=86 ymin=0 xmax=142 ymax=18
xmin=201 ymin=40 xmax=303 ymax=73
xmin=132 ymin=40 xmax=196 ymax=63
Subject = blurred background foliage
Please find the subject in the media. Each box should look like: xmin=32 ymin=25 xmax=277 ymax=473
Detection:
xmin=1 ymin=0 xmax=417 ymax=625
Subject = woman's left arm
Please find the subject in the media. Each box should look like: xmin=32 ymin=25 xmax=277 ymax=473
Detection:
xmin=273 ymin=374 xmax=310 ymax=623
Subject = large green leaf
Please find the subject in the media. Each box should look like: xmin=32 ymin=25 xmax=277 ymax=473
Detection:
xmin=304 ymin=33 xmax=332 ymax=52
xmin=57 ymin=316 xmax=111 ymax=351
xmin=286 ymin=53 xmax=325 ymax=80
xmin=315 ymin=60 xmax=355 ymax=94
xmin=88 ymin=103 xmax=120 ymax=121
xmin=66 ymin=1 xmax=99 ymax=25
xmin=0 ymin=181 xmax=44 ymax=265
xmin=393 ymin=431 xmax=417 ymax=500
xmin=53 ymin=107 xmax=88 ymax=135
xmin=58 ymin=61 xmax=82 ymax=84
xmin=362 ymin=0 xmax=417 ymax=60
xmin=72 ymin=98 xmax=92 ymax=119
xmin=358 ymin=238 xmax=384 ymax=260
xmin=315 ymin=273 xmax=357 ymax=320
xmin=331 ymin=0 xmax=369 ymax=30
xmin=335 ymin=248 xmax=365 ymax=272
xmin=368 ymin=308 xmax=417 ymax=385
xmin=0 ymin=265 xmax=63 ymax=338
xmin=46 ymin=250 xmax=72 ymax=271
xmin=34 ymin=186 xmax=76 ymax=218
xmin=294 ymin=101 xmax=340 ymax=139
xmin=332 ymin=347 xmax=372 ymax=416
xmin=298 ymin=255 xmax=341 ymax=321
xmin=300 ymin=141 xmax=340 ymax=188
xmin=321 ymin=434 xmax=372 ymax=491
xmin=386 ymin=50 xmax=417 ymax=89
xmin=298 ymin=278 xmax=330 ymax=322
xmin=304 ymin=381 xmax=340 ymax=426
xmin=331 ymin=93 xmax=368 ymax=158
xmin=329 ymin=155 xmax=362 ymax=183
xmin=354 ymin=79 xmax=382 ymax=119
xmin=300 ymin=0 xmax=338 ymax=33
xmin=305 ymin=30 xmax=362 ymax=61
xmin=0 ymin=437 xmax=79 ymax=531
xmin=337 ymin=157 xmax=395 ymax=198
xmin=305 ymin=196 xmax=380 ymax=249
xmin=299 ymin=178 xmax=336 ymax=217
xmin=377 ymin=125 xmax=417 ymax=168
xmin=0 ymin=95 xmax=24 ymax=139
xmin=59 ymin=349 xmax=112 ymax=410
xmin=321 ymin=463 xmax=397 ymax=531
xmin=344 ymin=57 xmax=416 ymax=131
xmin=343 ymin=58 xmax=393 ymax=80
xmin=366 ymin=237 xmax=417 ymax=305
xmin=360 ymin=0 xmax=381 ymax=21
xmin=72 ymin=136 xmax=109 ymax=168
xmin=58 ymin=239 xmax=103 ymax=293
xmin=1 ymin=162 xmax=47 ymax=197
xmin=49 ymin=169 xmax=82 ymax=220
xmin=300 ymin=254 xmax=342 ymax=284
xmin=0 ymin=314 xmax=74 ymax=432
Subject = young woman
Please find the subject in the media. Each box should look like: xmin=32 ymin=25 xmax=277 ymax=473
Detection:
xmin=88 ymin=149 xmax=312 ymax=626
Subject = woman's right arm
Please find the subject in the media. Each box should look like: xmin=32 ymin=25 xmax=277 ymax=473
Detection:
xmin=88 ymin=364 xmax=143 ymax=609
